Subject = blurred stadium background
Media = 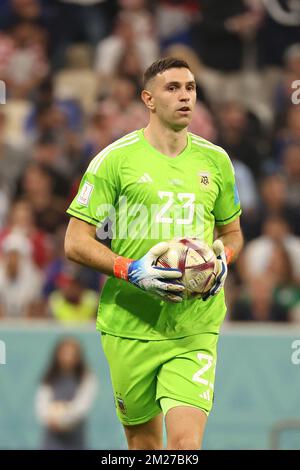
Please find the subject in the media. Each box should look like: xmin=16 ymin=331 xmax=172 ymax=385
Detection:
xmin=0 ymin=0 xmax=300 ymax=450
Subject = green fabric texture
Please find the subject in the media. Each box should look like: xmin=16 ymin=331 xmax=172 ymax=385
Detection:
xmin=101 ymin=332 xmax=217 ymax=425
xmin=67 ymin=129 xmax=241 ymax=340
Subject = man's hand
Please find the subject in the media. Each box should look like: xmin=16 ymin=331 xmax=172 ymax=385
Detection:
xmin=202 ymin=240 xmax=228 ymax=301
xmin=114 ymin=242 xmax=185 ymax=303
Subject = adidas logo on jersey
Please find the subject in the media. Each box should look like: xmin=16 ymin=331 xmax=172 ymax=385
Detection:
xmin=137 ymin=173 xmax=153 ymax=183
xmin=169 ymin=178 xmax=183 ymax=187
xmin=199 ymin=390 xmax=210 ymax=401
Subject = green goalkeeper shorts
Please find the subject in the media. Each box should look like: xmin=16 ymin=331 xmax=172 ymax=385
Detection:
xmin=100 ymin=332 xmax=218 ymax=426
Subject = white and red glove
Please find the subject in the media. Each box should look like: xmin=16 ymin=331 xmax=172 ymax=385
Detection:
xmin=202 ymin=240 xmax=233 ymax=301
xmin=113 ymin=242 xmax=185 ymax=303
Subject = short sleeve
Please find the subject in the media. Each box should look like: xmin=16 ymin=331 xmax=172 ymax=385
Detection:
xmin=213 ymin=152 xmax=242 ymax=225
xmin=67 ymin=152 xmax=119 ymax=227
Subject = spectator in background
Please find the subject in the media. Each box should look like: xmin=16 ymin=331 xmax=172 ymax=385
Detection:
xmin=25 ymin=77 xmax=84 ymax=137
xmin=43 ymin=225 xmax=104 ymax=298
xmin=231 ymin=273 xmax=289 ymax=322
xmin=257 ymin=0 xmax=300 ymax=69
xmin=242 ymin=173 xmax=300 ymax=240
xmin=0 ymin=111 xmax=30 ymax=197
xmin=18 ymin=163 xmax=67 ymax=233
xmin=56 ymin=0 xmax=109 ymax=47
xmin=32 ymin=78 xmax=85 ymax=166
xmin=0 ymin=185 xmax=9 ymax=230
xmin=3 ymin=21 xmax=49 ymax=99
xmin=273 ymin=106 xmax=300 ymax=164
xmin=32 ymin=134 xmax=74 ymax=179
xmin=36 ymin=337 xmax=97 ymax=450
xmin=0 ymin=0 xmax=61 ymax=62
xmin=29 ymin=103 xmax=67 ymax=143
xmin=216 ymin=100 xmax=264 ymax=178
xmin=0 ymin=199 xmax=52 ymax=269
xmin=82 ymin=100 xmax=118 ymax=164
xmin=0 ymin=31 xmax=15 ymax=84
xmin=48 ymin=267 xmax=98 ymax=323
xmin=43 ymin=224 xmax=72 ymax=298
xmin=238 ymin=215 xmax=300 ymax=285
xmin=118 ymin=0 xmax=155 ymax=39
xmin=273 ymin=43 xmax=300 ymax=126
xmin=188 ymin=101 xmax=216 ymax=142
xmin=282 ymin=144 xmax=300 ymax=209
xmin=192 ymin=0 xmax=263 ymax=104
xmin=28 ymin=102 xmax=83 ymax=169
xmin=84 ymin=76 xmax=149 ymax=149
xmin=109 ymin=76 xmax=149 ymax=138
xmin=233 ymin=232 xmax=300 ymax=322
xmin=270 ymin=241 xmax=300 ymax=320
xmin=0 ymin=231 xmax=43 ymax=318
xmin=116 ymin=46 xmax=145 ymax=92
xmin=156 ymin=0 xmax=198 ymax=49
xmin=94 ymin=11 xmax=158 ymax=86
xmin=231 ymin=159 xmax=258 ymax=216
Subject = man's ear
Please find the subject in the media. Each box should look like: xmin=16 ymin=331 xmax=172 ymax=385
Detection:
xmin=141 ymin=89 xmax=155 ymax=111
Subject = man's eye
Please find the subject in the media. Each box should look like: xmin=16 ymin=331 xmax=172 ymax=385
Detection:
xmin=168 ymin=86 xmax=176 ymax=91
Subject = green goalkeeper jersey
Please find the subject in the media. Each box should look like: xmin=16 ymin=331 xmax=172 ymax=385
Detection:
xmin=67 ymin=129 xmax=241 ymax=340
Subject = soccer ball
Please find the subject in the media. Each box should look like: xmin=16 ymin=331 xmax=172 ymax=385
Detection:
xmin=156 ymin=238 xmax=217 ymax=298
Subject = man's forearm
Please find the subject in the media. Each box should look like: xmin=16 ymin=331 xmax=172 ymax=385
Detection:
xmin=218 ymin=230 xmax=244 ymax=264
xmin=65 ymin=224 xmax=117 ymax=276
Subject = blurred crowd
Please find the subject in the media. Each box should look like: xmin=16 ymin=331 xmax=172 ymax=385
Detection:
xmin=0 ymin=0 xmax=300 ymax=323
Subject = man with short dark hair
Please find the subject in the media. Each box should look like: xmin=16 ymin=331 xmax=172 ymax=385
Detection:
xmin=65 ymin=57 xmax=243 ymax=449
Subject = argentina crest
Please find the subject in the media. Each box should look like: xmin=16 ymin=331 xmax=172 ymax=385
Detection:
xmin=198 ymin=171 xmax=211 ymax=189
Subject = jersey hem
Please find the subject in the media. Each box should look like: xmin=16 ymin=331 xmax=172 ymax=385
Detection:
xmin=215 ymin=208 xmax=242 ymax=225
xmin=66 ymin=208 xmax=99 ymax=226
xmin=157 ymin=393 xmax=211 ymax=414
xmin=97 ymin=324 xmax=220 ymax=341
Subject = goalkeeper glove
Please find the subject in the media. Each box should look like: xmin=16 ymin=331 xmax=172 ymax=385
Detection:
xmin=202 ymin=240 xmax=230 ymax=301
xmin=113 ymin=242 xmax=185 ymax=303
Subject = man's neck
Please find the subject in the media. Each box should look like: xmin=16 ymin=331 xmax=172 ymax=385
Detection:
xmin=144 ymin=122 xmax=188 ymax=158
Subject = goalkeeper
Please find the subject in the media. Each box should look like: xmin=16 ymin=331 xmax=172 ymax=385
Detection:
xmin=65 ymin=57 xmax=243 ymax=450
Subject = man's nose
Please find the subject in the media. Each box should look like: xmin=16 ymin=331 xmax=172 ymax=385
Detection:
xmin=179 ymin=90 xmax=190 ymax=101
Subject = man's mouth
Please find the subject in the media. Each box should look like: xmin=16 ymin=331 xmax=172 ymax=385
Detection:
xmin=177 ymin=107 xmax=190 ymax=112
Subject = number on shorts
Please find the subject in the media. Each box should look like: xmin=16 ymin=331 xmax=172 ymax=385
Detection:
xmin=192 ymin=353 xmax=214 ymax=388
